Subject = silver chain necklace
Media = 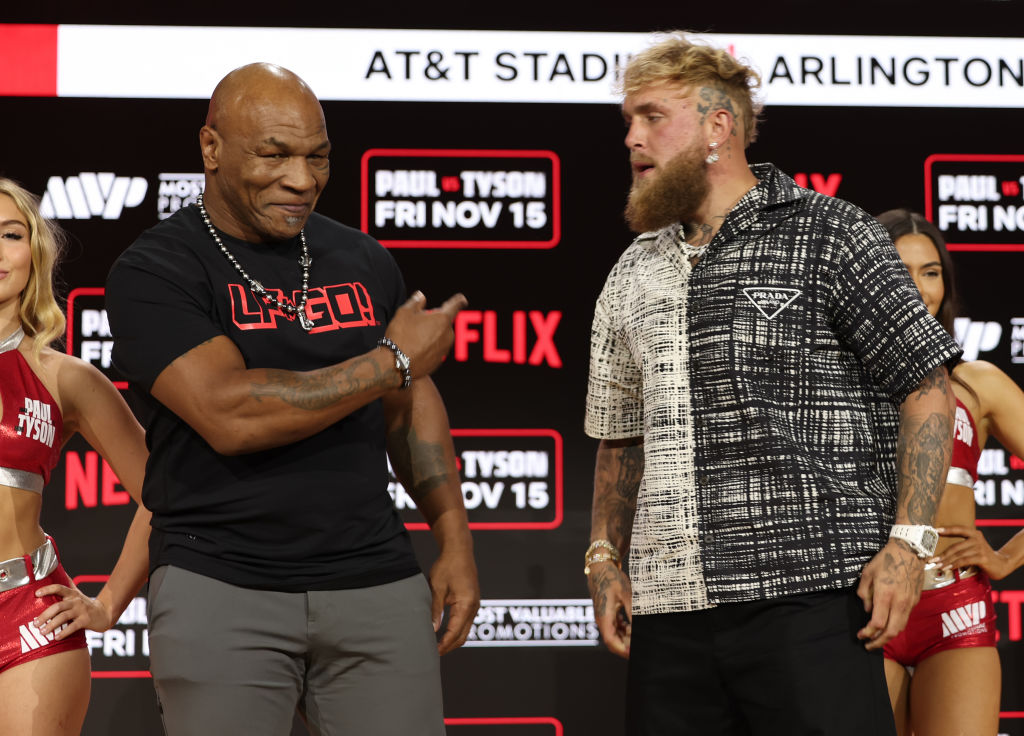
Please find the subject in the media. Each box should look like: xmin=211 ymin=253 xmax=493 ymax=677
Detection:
xmin=678 ymin=230 xmax=710 ymax=261
xmin=196 ymin=193 xmax=314 ymax=331
xmin=0 ymin=326 xmax=25 ymax=353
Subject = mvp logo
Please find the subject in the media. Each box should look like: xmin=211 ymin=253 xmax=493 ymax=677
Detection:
xmin=40 ymin=174 xmax=148 ymax=220
xmin=953 ymin=317 xmax=1001 ymax=361
xmin=742 ymin=288 xmax=801 ymax=320
xmin=20 ymin=620 xmax=65 ymax=653
xmin=941 ymin=600 xmax=986 ymax=637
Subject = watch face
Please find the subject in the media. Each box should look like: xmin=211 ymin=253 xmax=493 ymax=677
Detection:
xmin=922 ymin=528 xmax=939 ymax=553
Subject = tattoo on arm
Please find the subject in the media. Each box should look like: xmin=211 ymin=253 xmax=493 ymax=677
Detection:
xmin=251 ymin=354 xmax=388 ymax=410
xmin=387 ymin=424 xmax=452 ymax=504
xmin=910 ymin=365 xmax=947 ymax=398
xmin=593 ymin=442 xmax=644 ymax=549
xmin=898 ymin=413 xmax=949 ymax=523
xmin=588 ymin=563 xmax=618 ymax=612
xmin=896 ymin=366 xmax=953 ymax=525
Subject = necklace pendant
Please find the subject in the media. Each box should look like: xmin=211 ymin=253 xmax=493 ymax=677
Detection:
xmin=197 ymin=193 xmax=314 ymax=335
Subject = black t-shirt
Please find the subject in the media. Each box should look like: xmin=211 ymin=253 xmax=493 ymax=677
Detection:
xmin=106 ymin=205 xmax=419 ymax=591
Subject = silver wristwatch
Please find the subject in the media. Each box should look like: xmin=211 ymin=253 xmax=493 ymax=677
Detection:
xmin=888 ymin=524 xmax=939 ymax=558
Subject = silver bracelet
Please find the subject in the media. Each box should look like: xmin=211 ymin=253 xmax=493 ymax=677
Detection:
xmin=377 ymin=336 xmax=411 ymax=389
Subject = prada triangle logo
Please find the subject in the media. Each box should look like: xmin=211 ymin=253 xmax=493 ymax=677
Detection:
xmin=742 ymin=287 xmax=802 ymax=320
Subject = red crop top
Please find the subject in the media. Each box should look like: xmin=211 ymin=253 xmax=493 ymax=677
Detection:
xmin=0 ymin=328 xmax=63 ymax=493
xmin=947 ymin=396 xmax=981 ymax=488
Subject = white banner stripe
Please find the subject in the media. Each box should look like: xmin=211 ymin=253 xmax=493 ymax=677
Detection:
xmin=53 ymin=26 xmax=1024 ymax=107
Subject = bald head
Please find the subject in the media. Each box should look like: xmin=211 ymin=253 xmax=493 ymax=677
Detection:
xmin=206 ymin=63 xmax=323 ymax=132
xmin=199 ymin=63 xmax=330 ymax=243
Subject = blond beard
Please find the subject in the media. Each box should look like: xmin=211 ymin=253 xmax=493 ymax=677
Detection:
xmin=624 ymin=144 xmax=710 ymax=233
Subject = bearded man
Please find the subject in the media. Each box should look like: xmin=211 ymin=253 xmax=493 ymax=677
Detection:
xmin=106 ymin=63 xmax=478 ymax=736
xmin=583 ymin=32 xmax=961 ymax=735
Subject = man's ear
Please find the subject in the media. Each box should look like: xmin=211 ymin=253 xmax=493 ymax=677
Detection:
xmin=706 ymin=105 xmax=736 ymax=149
xmin=199 ymin=126 xmax=220 ymax=172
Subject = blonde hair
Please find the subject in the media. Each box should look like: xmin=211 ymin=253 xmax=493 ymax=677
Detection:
xmin=618 ymin=31 xmax=763 ymax=147
xmin=0 ymin=178 xmax=66 ymax=358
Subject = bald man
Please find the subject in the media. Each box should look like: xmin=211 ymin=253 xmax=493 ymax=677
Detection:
xmin=105 ymin=63 xmax=478 ymax=736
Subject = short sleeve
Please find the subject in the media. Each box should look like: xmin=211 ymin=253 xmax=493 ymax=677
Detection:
xmin=584 ymin=287 xmax=644 ymax=439
xmin=373 ymin=236 xmax=407 ymax=317
xmin=828 ymin=216 xmax=962 ymax=405
xmin=106 ymin=241 xmax=223 ymax=390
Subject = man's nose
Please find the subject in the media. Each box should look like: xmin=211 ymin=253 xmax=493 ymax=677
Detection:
xmin=281 ymin=157 xmax=317 ymax=191
xmin=624 ymin=122 xmax=643 ymax=149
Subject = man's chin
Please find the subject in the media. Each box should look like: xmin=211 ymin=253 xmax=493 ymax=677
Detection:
xmin=625 ymin=195 xmax=681 ymax=233
xmin=258 ymin=214 xmax=308 ymax=242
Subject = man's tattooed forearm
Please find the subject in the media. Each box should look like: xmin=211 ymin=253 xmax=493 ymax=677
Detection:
xmin=588 ymin=564 xmax=617 ymax=609
xmin=387 ymin=425 xmax=452 ymax=503
xmin=897 ymin=412 xmax=951 ymax=524
xmin=594 ymin=442 xmax=644 ymax=548
xmin=253 ymin=354 xmax=388 ymax=410
xmin=616 ymin=445 xmax=644 ymax=502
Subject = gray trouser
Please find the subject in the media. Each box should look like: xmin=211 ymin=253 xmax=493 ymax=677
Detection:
xmin=148 ymin=566 xmax=445 ymax=736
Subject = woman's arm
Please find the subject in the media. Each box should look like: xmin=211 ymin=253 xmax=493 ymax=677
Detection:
xmin=36 ymin=356 xmax=151 ymax=636
xmin=936 ymin=360 xmax=1024 ymax=579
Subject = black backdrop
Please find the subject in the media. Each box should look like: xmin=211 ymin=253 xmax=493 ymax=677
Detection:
xmin=2 ymin=3 xmax=1023 ymax=734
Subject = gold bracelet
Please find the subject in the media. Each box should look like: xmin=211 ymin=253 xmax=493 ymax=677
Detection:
xmin=584 ymin=552 xmax=619 ymax=576
xmin=583 ymin=538 xmax=622 ymax=576
xmin=584 ymin=539 xmax=621 ymax=563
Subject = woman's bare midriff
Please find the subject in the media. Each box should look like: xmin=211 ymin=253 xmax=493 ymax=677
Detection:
xmin=932 ymin=483 xmax=977 ymax=557
xmin=0 ymin=484 xmax=46 ymax=559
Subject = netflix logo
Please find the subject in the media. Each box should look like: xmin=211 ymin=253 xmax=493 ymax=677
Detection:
xmin=64 ymin=450 xmax=130 ymax=510
xmin=454 ymin=310 xmax=562 ymax=368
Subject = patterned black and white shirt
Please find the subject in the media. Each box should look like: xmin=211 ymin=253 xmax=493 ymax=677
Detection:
xmin=585 ymin=163 xmax=962 ymax=614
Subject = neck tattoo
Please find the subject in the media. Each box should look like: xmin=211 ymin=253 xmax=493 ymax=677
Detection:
xmin=679 ymin=223 xmax=714 ymax=260
xmin=679 ymin=187 xmax=752 ymax=262
xmin=197 ymin=193 xmax=314 ymax=332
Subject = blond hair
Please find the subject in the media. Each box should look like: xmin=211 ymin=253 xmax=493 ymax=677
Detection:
xmin=619 ymin=31 xmax=763 ymax=147
xmin=0 ymin=178 xmax=66 ymax=358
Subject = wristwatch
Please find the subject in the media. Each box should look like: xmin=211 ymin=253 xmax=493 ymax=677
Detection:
xmin=888 ymin=524 xmax=939 ymax=558
xmin=377 ymin=337 xmax=412 ymax=389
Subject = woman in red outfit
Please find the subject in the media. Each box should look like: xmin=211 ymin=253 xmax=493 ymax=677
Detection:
xmin=880 ymin=209 xmax=1024 ymax=736
xmin=0 ymin=178 xmax=150 ymax=734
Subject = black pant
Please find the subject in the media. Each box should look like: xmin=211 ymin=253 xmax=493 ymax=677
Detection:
xmin=626 ymin=586 xmax=896 ymax=735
